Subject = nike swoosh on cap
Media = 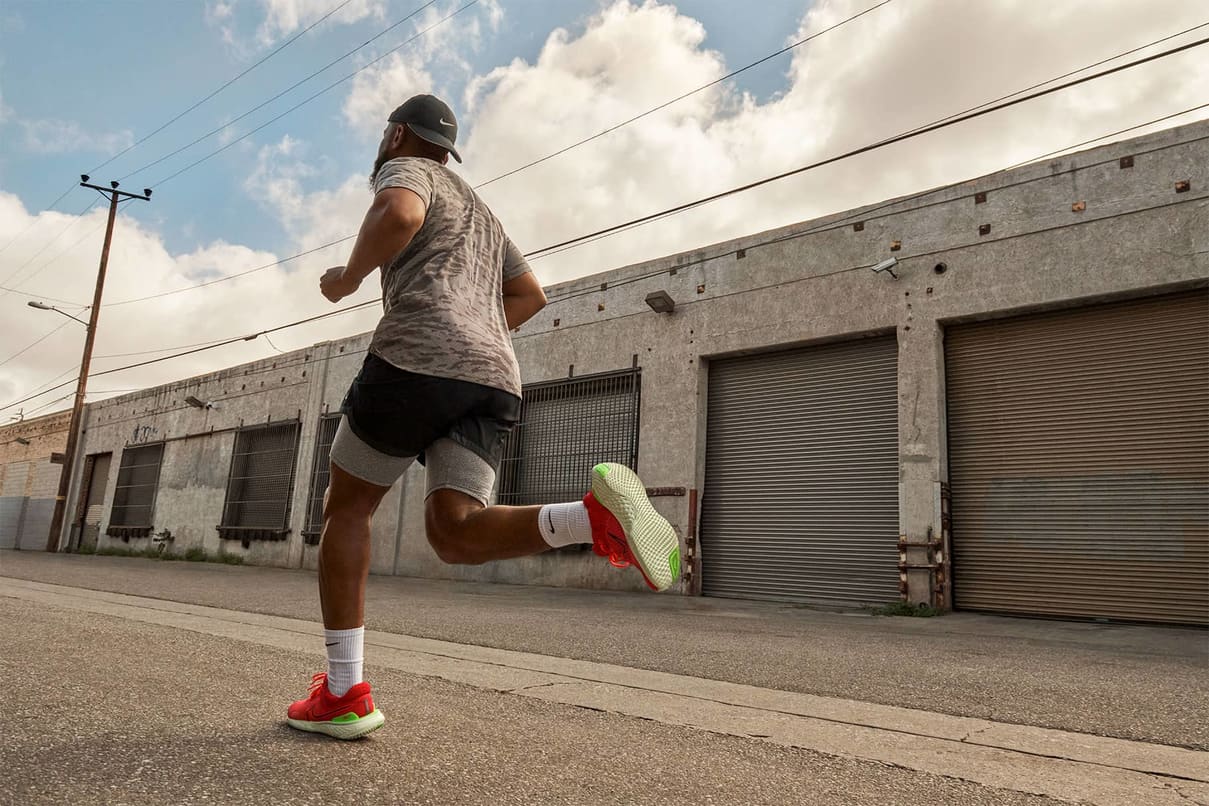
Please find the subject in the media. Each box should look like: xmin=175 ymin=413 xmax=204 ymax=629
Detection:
xmin=440 ymin=118 xmax=455 ymax=127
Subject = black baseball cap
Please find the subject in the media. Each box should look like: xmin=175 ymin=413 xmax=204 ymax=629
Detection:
xmin=388 ymin=94 xmax=462 ymax=163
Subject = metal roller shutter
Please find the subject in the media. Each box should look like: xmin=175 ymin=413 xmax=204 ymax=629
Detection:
xmin=18 ymin=459 xmax=60 ymax=550
xmin=0 ymin=462 xmax=30 ymax=549
xmin=702 ymin=336 xmax=900 ymax=605
xmin=946 ymin=289 xmax=1209 ymax=625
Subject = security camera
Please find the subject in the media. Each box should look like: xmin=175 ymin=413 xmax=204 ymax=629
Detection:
xmin=872 ymin=257 xmax=899 ymax=279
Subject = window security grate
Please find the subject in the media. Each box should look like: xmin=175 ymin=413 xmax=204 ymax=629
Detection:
xmin=302 ymin=414 xmax=342 ymax=544
xmin=218 ymin=421 xmax=301 ymax=545
xmin=497 ymin=368 xmax=641 ymax=510
xmin=107 ymin=443 xmax=164 ymax=539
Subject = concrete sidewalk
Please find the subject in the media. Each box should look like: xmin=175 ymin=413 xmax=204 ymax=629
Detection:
xmin=2 ymin=550 xmax=1206 ymax=751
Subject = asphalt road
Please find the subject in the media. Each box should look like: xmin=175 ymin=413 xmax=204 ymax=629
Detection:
xmin=3 ymin=551 xmax=1206 ymax=751
xmin=0 ymin=596 xmax=1068 ymax=806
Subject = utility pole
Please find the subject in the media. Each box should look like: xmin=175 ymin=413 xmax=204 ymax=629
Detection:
xmin=44 ymin=176 xmax=151 ymax=552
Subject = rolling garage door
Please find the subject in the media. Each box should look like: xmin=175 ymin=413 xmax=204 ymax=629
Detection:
xmin=946 ymin=289 xmax=1209 ymax=624
xmin=702 ymin=336 xmax=900 ymax=605
xmin=1 ymin=462 xmax=31 ymax=550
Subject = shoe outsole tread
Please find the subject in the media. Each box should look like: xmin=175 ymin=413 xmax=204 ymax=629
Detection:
xmin=591 ymin=462 xmax=681 ymax=591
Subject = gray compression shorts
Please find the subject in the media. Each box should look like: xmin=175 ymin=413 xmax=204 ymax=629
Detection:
xmin=329 ymin=416 xmax=497 ymax=506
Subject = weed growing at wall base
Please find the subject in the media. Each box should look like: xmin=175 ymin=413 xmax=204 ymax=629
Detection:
xmin=871 ymin=601 xmax=941 ymax=618
xmin=75 ymin=545 xmax=243 ymax=565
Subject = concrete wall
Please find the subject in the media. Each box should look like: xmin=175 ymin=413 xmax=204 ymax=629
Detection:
xmin=3 ymin=120 xmax=1204 ymax=604
xmin=0 ymin=411 xmax=70 ymax=551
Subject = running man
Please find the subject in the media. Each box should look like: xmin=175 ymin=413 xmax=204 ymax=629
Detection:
xmin=286 ymin=95 xmax=682 ymax=740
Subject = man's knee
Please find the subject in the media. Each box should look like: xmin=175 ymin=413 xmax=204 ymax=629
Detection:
xmin=324 ymin=463 xmax=389 ymax=522
xmin=425 ymin=492 xmax=484 ymax=565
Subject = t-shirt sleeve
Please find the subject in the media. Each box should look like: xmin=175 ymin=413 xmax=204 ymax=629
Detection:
xmin=502 ymin=237 xmax=532 ymax=282
xmin=374 ymin=159 xmax=434 ymax=209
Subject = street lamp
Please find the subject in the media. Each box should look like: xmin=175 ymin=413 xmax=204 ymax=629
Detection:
xmin=27 ymin=301 xmax=90 ymax=327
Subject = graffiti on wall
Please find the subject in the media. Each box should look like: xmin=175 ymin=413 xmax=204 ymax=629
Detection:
xmin=130 ymin=424 xmax=159 ymax=444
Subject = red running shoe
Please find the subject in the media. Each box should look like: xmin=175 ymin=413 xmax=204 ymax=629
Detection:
xmin=584 ymin=462 xmax=681 ymax=592
xmin=286 ymin=672 xmax=384 ymax=740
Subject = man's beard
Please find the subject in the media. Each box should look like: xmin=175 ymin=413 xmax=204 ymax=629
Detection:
xmin=369 ymin=151 xmax=389 ymax=188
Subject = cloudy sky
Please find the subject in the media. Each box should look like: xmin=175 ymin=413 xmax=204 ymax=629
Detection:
xmin=1 ymin=0 xmax=1206 ymax=420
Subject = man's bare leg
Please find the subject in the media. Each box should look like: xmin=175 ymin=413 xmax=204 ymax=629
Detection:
xmin=425 ymin=489 xmax=551 ymax=564
xmin=319 ymin=463 xmax=391 ymax=628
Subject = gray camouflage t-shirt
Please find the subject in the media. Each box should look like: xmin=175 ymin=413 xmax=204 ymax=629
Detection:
xmin=369 ymin=157 xmax=531 ymax=397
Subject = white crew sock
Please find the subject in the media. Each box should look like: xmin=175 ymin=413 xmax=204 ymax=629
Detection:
xmin=324 ymin=626 xmax=364 ymax=697
xmin=538 ymin=502 xmax=594 ymax=548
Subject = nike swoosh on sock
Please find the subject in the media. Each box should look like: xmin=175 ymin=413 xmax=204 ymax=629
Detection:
xmin=325 ymin=642 xmax=339 ymax=647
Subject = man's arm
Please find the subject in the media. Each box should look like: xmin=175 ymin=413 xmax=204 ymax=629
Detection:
xmin=503 ymin=270 xmax=547 ymax=331
xmin=320 ymin=187 xmax=426 ymax=302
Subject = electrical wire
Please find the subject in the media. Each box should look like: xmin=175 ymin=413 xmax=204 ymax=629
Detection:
xmin=0 ymin=1 xmax=357 ymax=263
xmin=474 ymin=0 xmax=897 ymax=189
xmin=525 ymin=34 xmax=1209 ymax=259
xmin=1004 ymin=100 xmax=1209 ymax=170
xmin=147 ymin=1 xmax=476 ymax=188
xmin=0 ymin=298 xmax=381 ymax=412
xmin=538 ymin=110 xmax=1209 ymax=305
xmin=93 ymin=0 xmax=354 ymax=175
xmin=4 ymin=29 xmax=1206 ymax=414
xmin=101 ymin=25 xmax=1209 ymax=308
xmin=0 ymin=199 xmax=100 ymax=290
xmin=0 ymin=185 xmax=80 ymax=257
xmin=105 ymin=235 xmax=357 ymax=308
xmin=0 ymin=319 xmax=76 ymax=369
xmin=8 ymin=180 xmax=1205 ymax=417
xmin=3 ymin=217 xmax=108 ymax=300
xmin=119 ymin=0 xmax=442 ymax=183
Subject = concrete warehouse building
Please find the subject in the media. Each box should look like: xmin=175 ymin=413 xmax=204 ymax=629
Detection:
xmin=2 ymin=121 xmax=1206 ymax=625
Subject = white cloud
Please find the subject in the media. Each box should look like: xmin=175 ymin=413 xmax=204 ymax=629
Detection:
xmin=342 ymin=52 xmax=435 ymax=136
xmin=256 ymin=0 xmax=386 ymax=46
xmin=452 ymin=0 xmax=1209 ymax=284
xmin=20 ymin=119 xmax=135 ymax=155
xmin=205 ymin=1 xmax=234 ymax=23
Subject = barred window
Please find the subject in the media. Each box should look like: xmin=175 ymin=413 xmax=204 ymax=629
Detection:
xmin=107 ymin=443 xmax=164 ymax=537
xmin=302 ymin=414 xmax=342 ymax=545
xmin=497 ymin=368 xmax=641 ymax=507
xmin=218 ymin=421 xmax=301 ymax=543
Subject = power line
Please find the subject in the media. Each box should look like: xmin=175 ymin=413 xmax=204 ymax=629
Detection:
xmin=474 ymin=0 xmax=896 ymax=189
xmin=25 ymin=391 xmax=76 ymax=417
xmin=0 ymin=185 xmax=81 ymax=257
xmin=894 ymin=20 xmax=1209 ymax=141
xmin=101 ymin=24 xmax=1209 ymax=309
xmin=94 ymin=336 xmax=247 ymax=360
xmin=106 ymin=235 xmax=357 ymax=308
xmin=0 ymin=1 xmax=359 ymax=267
xmin=0 ymin=298 xmax=381 ymax=413
xmin=9 ymin=185 xmax=1205 ymax=418
xmin=148 ymin=1 xmax=476 ymax=188
xmin=539 ymin=110 xmax=1209 ymax=306
xmin=120 ymin=0 xmax=441 ymax=183
xmin=3 ymin=217 xmax=108 ymax=301
xmin=0 ymin=286 xmax=83 ymax=306
xmin=93 ymin=0 xmax=354 ymax=176
xmin=0 ymin=199 xmax=100 ymax=291
xmin=1004 ymin=100 xmax=1209 ymax=170
xmin=0 ymin=318 xmax=76 ymax=369
xmin=525 ymin=34 xmax=1209 ymax=258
